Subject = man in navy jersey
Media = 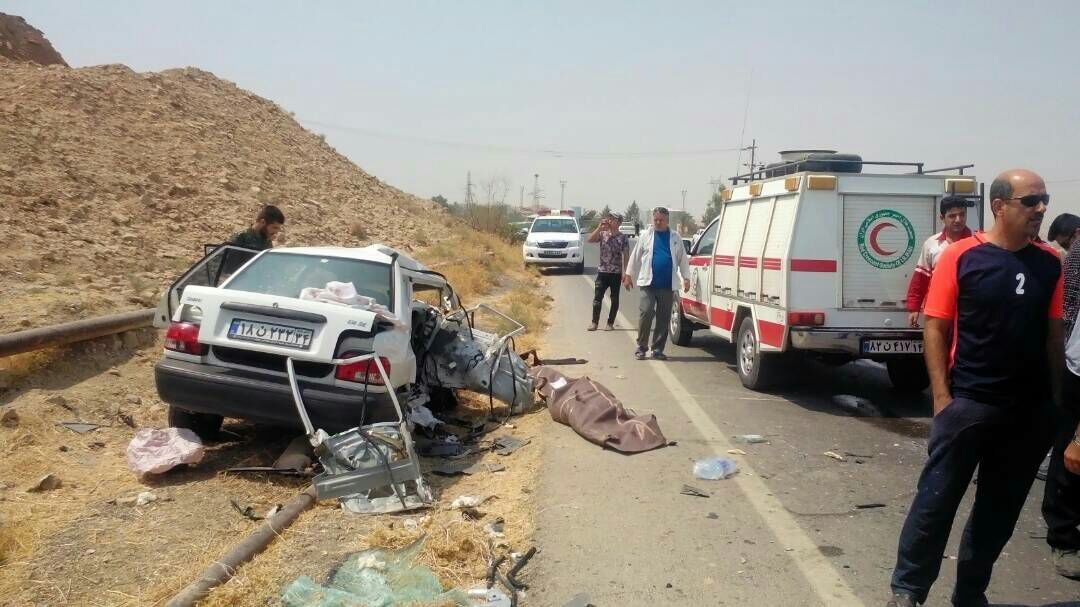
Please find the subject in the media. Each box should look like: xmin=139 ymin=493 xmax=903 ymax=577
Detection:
xmin=887 ymin=169 xmax=1063 ymax=607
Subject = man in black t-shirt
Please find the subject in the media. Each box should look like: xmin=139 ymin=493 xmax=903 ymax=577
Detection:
xmin=887 ymin=169 xmax=1063 ymax=607
xmin=229 ymin=205 xmax=285 ymax=251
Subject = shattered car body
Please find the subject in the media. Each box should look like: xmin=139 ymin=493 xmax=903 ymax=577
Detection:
xmin=153 ymin=243 xmax=534 ymax=437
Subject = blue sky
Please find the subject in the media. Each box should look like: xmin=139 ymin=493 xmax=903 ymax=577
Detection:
xmin=8 ymin=0 xmax=1080 ymax=220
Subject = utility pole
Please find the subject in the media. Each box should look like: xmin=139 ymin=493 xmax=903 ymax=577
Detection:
xmin=741 ymin=139 xmax=760 ymax=177
xmin=560 ymin=180 xmax=567 ymax=210
xmin=709 ymin=177 xmax=724 ymax=193
xmin=531 ymin=173 xmax=542 ymax=209
xmin=465 ymin=171 xmax=474 ymax=205
xmin=519 ymin=185 xmax=524 ymax=208
xmin=681 ymin=189 xmax=687 ymax=211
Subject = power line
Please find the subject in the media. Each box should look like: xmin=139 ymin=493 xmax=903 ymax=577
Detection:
xmin=298 ymin=118 xmax=741 ymax=159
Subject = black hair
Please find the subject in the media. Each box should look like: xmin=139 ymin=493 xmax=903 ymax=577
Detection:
xmin=1048 ymin=213 xmax=1080 ymax=240
xmin=652 ymin=206 xmax=670 ymax=216
xmin=939 ymin=195 xmax=970 ymax=216
xmin=257 ymin=204 xmax=285 ymax=225
xmin=988 ymin=177 xmax=1013 ymax=202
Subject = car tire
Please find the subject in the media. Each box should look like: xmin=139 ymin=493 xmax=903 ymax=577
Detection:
xmin=167 ymin=405 xmax=223 ymax=440
xmin=886 ymin=357 xmax=930 ymax=393
xmin=736 ymin=316 xmax=778 ymax=390
xmin=574 ymin=262 xmax=585 ymax=275
xmin=670 ymin=301 xmax=694 ymax=346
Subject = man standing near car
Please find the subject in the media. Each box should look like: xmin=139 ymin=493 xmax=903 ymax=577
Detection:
xmin=623 ymin=207 xmax=690 ymax=360
xmin=887 ymin=169 xmax=1061 ymax=607
xmin=588 ymin=212 xmax=629 ymax=331
xmin=229 ymin=205 xmax=285 ymax=251
xmin=1042 ymin=215 xmax=1080 ymax=580
xmin=905 ymin=195 xmax=973 ymax=328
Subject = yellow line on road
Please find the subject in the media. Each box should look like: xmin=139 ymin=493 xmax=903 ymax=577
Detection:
xmin=587 ymin=276 xmax=866 ymax=606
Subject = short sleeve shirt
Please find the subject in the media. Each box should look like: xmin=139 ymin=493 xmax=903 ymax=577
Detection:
xmin=924 ymin=233 xmax=1063 ymax=405
xmin=597 ymin=231 xmax=629 ymax=274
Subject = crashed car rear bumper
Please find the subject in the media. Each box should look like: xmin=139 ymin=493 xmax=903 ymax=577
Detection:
xmin=154 ymin=358 xmax=398 ymax=432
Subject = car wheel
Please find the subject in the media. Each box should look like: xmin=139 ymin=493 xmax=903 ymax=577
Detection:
xmin=167 ymin=405 xmax=223 ymax=440
xmin=886 ymin=358 xmax=930 ymax=393
xmin=670 ymin=301 xmax=693 ymax=346
xmin=736 ymin=316 xmax=776 ymax=390
xmin=574 ymin=262 xmax=585 ymax=274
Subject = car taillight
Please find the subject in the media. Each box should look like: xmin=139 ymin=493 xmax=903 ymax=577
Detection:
xmin=787 ymin=311 xmax=826 ymax=327
xmin=335 ymin=355 xmax=391 ymax=386
xmin=164 ymin=322 xmax=207 ymax=355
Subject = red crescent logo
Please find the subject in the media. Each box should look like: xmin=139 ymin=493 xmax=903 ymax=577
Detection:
xmin=869 ymin=222 xmax=896 ymax=256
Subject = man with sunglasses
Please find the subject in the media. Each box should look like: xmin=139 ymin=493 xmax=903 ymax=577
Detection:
xmin=888 ymin=169 xmax=1062 ymax=607
xmin=623 ymin=206 xmax=691 ymax=360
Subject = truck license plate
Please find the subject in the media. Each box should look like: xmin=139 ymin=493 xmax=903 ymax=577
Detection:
xmin=539 ymin=251 xmax=566 ymax=258
xmin=228 ymin=318 xmax=313 ymax=350
xmin=861 ymin=339 xmax=923 ymax=355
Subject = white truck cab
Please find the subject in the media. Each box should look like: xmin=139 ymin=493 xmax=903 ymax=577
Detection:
xmin=522 ymin=211 xmax=585 ymax=274
xmin=671 ymin=151 xmax=982 ymax=391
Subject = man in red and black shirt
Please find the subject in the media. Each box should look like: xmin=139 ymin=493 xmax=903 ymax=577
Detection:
xmin=888 ymin=169 xmax=1062 ymax=607
xmin=905 ymin=196 xmax=974 ymax=328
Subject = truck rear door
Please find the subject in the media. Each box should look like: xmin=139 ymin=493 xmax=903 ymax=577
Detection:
xmin=841 ymin=195 xmax=935 ymax=309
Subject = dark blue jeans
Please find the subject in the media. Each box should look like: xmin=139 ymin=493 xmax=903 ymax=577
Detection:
xmin=1042 ymin=371 xmax=1080 ymax=551
xmin=891 ymin=397 xmax=1053 ymax=606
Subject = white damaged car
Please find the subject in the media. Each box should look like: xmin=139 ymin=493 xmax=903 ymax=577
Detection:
xmin=153 ymin=244 xmax=532 ymax=438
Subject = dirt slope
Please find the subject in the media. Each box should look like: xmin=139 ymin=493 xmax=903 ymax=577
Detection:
xmin=0 ymin=58 xmax=451 ymax=334
xmin=0 ymin=13 xmax=66 ymax=66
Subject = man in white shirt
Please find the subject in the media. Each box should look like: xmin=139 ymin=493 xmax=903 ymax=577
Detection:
xmin=623 ymin=207 xmax=691 ymax=360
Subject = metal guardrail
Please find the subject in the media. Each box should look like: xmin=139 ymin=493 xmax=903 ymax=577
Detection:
xmin=0 ymin=309 xmax=156 ymax=359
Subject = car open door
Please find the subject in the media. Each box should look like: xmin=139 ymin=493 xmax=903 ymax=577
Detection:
xmin=153 ymin=245 xmax=260 ymax=328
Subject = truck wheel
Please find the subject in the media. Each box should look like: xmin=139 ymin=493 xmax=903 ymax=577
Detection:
xmin=670 ymin=301 xmax=694 ymax=346
xmin=886 ymin=358 xmax=930 ymax=393
xmin=736 ymin=316 xmax=776 ymax=390
xmin=574 ymin=261 xmax=585 ymax=274
xmin=167 ymin=406 xmax=223 ymax=440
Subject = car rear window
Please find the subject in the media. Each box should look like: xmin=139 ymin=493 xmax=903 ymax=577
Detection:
xmin=531 ymin=219 xmax=577 ymax=233
xmin=223 ymin=252 xmax=393 ymax=309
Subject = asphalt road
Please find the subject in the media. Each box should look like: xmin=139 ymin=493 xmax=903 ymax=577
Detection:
xmin=526 ymin=242 xmax=1079 ymax=607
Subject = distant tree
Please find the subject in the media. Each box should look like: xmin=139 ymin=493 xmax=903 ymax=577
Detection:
xmin=431 ymin=195 xmax=449 ymax=208
xmin=582 ymin=209 xmax=597 ymax=220
xmin=625 ymin=201 xmax=641 ymax=225
xmin=670 ymin=210 xmax=699 ymax=235
xmin=600 ymin=204 xmax=611 ymax=218
xmin=702 ymin=183 xmax=727 ymax=225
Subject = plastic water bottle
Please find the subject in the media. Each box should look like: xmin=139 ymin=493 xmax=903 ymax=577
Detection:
xmin=693 ymin=457 xmax=739 ymax=480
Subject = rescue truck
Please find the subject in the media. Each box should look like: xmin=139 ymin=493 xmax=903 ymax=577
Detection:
xmin=670 ymin=151 xmax=982 ymax=391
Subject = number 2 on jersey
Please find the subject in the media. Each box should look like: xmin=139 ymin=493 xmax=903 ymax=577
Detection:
xmin=1015 ymin=273 xmax=1026 ymax=295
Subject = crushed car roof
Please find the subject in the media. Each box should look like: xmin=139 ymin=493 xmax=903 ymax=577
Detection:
xmin=265 ymin=244 xmax=429 ymax=272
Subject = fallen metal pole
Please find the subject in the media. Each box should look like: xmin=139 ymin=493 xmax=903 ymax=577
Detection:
xmin=0 ymin=309 xmax=155 ymax=359
xmin=165 ymin=485 xmax=318 ymax=607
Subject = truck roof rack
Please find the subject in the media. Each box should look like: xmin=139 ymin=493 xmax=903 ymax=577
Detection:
xmin=730 ymin=160 xmax=975 ymax=184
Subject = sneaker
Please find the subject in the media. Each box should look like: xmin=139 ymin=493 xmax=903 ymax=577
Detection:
xmin=634 ymin=348 xmax=646 ymax=360
xmin=1053 ymin=548 xmax=1080 ymax=579
xmin=885 ymin=592 xmax=918 ymax=607
xmin=587 ymin=323 xmax=598 ymax=331
xmin=604 ymin=323 xmax=615 ymax=331
xmin=651 ymin=350 xmax=668 ymax=361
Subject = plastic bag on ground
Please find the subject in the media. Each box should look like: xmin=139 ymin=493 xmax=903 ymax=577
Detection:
xmin=126 ymin=427 xmax=204 ymax=478
xmin=281 ymin=540 xmax=469 ymax=607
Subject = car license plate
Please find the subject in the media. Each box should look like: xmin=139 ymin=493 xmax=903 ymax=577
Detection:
xmin=861 ymin=339 xmax=923 ymax=355
xmin=228 ymin=318 xmax=313 ymax=350
xmin=539 ymin=251 xmax=566 ymax=258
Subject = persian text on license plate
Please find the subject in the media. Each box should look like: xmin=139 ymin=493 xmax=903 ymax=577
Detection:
xmin=862 ymin=339 xmax=923 ymax=355
xmin=228 ymin=319 xmax=313 ymax=350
